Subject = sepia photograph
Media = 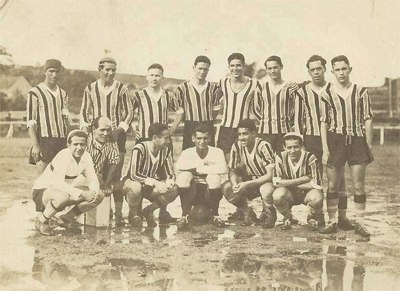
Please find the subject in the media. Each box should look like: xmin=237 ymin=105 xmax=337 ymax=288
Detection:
xmin=0 ymin=0 xmax=399 ymax=290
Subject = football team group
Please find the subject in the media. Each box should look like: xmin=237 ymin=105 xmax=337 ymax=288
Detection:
xmin=27 ymin=52 xmax=373 ymax=238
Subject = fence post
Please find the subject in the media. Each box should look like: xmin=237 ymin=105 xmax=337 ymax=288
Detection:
xmin=6 ymin=123 xmax=14 ymax=138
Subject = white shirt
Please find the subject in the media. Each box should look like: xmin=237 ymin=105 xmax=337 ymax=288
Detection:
xmin=177 ymin=146 xmax=228 ymax=177
xmin=33 ymin=148 xmax=100 ymax=199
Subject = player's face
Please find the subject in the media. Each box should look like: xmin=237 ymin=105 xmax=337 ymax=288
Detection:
xmin=284 ymin=139 xmax=302 ymax=161
xmin=193 ymin=131 xmax=210 ymax=150
xmin=229 ymin=59 xmax=244 ymax=78
xmin=308 ymin=61 xmax=326 ymax=84
xmin=147 ymin=68 xmax=164 ymax=88
xmin=238 ymin=128 xmax=255 ymax=147
xmin=99 ymin=62 xmax=117 ymax=82
xmin=332 ymin=61 xmax=352 ymax=85
xmin=44 ymin=68 xmax=60 ymax=85
xmin=154 ymin=129 xmax=171 ymax=148
xmin=94 ymin=124 xmax=111 ymax=144
xmin=265 ymin=61 xmax=282 ymax=80
xmin=193 ymin=62 xmax=210 ymax=81
xmin=68 ymin=136 xmax=87 ymax=159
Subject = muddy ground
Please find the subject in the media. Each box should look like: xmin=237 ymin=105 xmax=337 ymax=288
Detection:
xmin=0 ymin=137 xmax=399 ymax=291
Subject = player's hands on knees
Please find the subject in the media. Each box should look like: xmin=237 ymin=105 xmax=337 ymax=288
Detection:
xmin=32 ymin=144 xmax=42 ymax=163
xmin=80 ymin=190 xmax=96 ymax=202
xmin=155 ymin=181 xmax=168 ymax=194
xmin=322 ymin=151 xmax=330 ymax=166
xmin=236 ymin=181 xmax=251 ymax=193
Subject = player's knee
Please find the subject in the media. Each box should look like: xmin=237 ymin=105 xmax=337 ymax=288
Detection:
xmin=51 ymin=192 xmax=70 ymax=209
xmin=308 ymin=190 xmax=323 ymax=209
xmin=260 ymin=182 xmax=274 ymax=199
xmin=221 ymin=181 xmax=233 ymax=199
xmin=272 ymin=188 xmax=288 ymax=206
xmin=123 ymin=180 xmax=142 ymax=207
xmin=206 ymin=174 xmax=221 ymax=190
xmin=176 ymin=172 xmax=193 ymax=188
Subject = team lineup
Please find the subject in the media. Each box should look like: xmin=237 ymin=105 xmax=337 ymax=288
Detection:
xmin=26 ymin=52 xmax=374 ymax=239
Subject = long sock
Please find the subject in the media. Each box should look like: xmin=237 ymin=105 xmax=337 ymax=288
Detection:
xmin=40 ymin=201 xmax=58 ymax=222
xmin=354 ymin=194 xmax=366 ymax=223
xmin=114 ymin=201 xmax=123 ymax=218
xmin=62 ymin=205 xmax=83 ymax=221
xmin=113 ymin=189 xmax=124 ymax=217
xmin=308 ymin=204 xmax=323 ymax=215
xmin=145 ymin=202 xmax=159 ymax=213
xmin=327 ymin=191 xmax=339 ymax=223
xmin=275 ymin=201 xmax=292 ymax=220
xmin=338 ymin=190 xmax=348 ymax=218
xmin=179 ymin=188 xmax=192 ymax=216
xmin=208 ymin=189 xmax=222 ymax=216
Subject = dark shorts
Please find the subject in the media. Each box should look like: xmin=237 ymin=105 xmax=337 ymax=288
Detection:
xmin=32 ymin=188 xmax=46 ymax=212
xmin=30 ymin=137 xmax=66 ymax=164
xmin=240 ymin=176 xmax=261 ymax=200
xmin=327 ymin=132 xmax=372 ymax=167
xmin=304 ymin=135 xmax=323 ymax=164
xmin=217 ymin=127 xmax=237 ymax=154
xmin=182 ymin=120 xmax=215 ymax=150
xmin=287 ymin=188 xmax=308 ymax=206
xmin=258 ymin=133 xmax=284 ymax=153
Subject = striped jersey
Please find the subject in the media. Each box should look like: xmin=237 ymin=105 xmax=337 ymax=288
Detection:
xmin=126 ymin=141 xmax=174 ymax=183
xmin=80 ymin=80 xmax=134 ymax=130
xmin=320 ymin=83 xmax=373 ymax=137
xmin=229 ymin=137 xmax=275 ymax=178
xmin=218 ymin=77 xmax=262 ymax=128
xmin=86 ymin=133 xmax=120 ymax=176
xmin=258 ymin=81 xmax=296 ymax=134
xmin=275 ymin=150 xmax=321 ymax=187
xmin=26 ymin=83 xmax=68 ymax=138
xmin=176 ymin=80 xmax=220 ymax=122
xmin=133 ymin=89 xmax=180 ymax=138
xmin=294 ymin=82 xmax=329 ymax=136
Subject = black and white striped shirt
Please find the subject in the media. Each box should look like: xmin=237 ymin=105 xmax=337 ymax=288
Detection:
xmin=176 ymin=81 xmax=220 ymax=122
xmin=86 ymin=133 xmax=120 ymax=176
xmin=320 ymin=83 xmax=373 ymax=137
xmin=26 ymin=83 xmax=68 ymax=138
xmin=133 ymin=89 xmax=180 ymax=138
xmin=80 ymin=80 xmax=133 ymax=130
xmin=126 ymin=141 xmax=174 ymax=184
xmin=229 ymin=137 xmax=275 ymax=178
xmin=218 ymin=77 xmax=262 ymax=128
xmin=258 ymin=81 xmax=296 ymax=134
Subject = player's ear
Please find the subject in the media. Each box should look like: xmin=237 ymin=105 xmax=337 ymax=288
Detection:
xmin=192 ymin=135 xmax=196 ymax=143
xmin=349 ymin=67 xmax=352 ymax=73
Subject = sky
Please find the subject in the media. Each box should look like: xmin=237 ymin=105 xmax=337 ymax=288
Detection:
xmin=0 ymin=0 xmax=399 ymax=86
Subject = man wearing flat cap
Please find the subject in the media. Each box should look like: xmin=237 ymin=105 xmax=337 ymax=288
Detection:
xmin=80 ymin=57 xmax=134 ymax=225
xmin=32 ymin=130 xmax=103 ymax=236
xmin=26 ymin=59 xmax=70 ymax=174
xmin=269 ymin=132 xmax=325 ymax=231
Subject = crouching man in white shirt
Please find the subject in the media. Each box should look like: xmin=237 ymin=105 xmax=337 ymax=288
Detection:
xmin=32 ymin=130 xmax=103 ymax=235
xmin=176 ymin=124 xmax=228 ymax=230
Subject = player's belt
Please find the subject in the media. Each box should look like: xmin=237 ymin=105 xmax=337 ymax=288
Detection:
xmin=49 ymin=163 xmax=78 ymax=180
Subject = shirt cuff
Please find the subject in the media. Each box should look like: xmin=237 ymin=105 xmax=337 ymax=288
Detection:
xmin=310 ymin=180 xmax=322 ymax=190
xmin=176 ymin=108 xmax=184 ymax=115
xmin=118 ymin=122 xmax=129 ymax=132
xmin=145 ymin=178 xmax=157 ymax=187
xmin=61 ymin=108 xmax=70 ymax=118
xmin=27 ymin=120 xmax=37 ymax=128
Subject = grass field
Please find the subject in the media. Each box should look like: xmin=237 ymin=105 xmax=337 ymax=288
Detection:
xmin=0 ymin=137 xmax=399 ymax=290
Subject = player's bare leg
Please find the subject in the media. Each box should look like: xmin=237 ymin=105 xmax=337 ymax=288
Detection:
xmin=337 ymin=166 xmax=354 ymax=230
xmin=124 ymin=180 xmax=143 ymax=227
xmin=350 ymin=164 xmax=370 ymax=237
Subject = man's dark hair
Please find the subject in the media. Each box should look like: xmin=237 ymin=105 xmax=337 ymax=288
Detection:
xmin=306 ymin=55 xmax=327 ymax=69
xmin=228 ymin=53 xmax=245 ymax=65
xmin=98 ymin=57 xmax=117 ymax=71
xmin=331 ymin=55 xmax=350 ymax=67
xmin=148 ymin=123 xmax=169 ymax=138
xmin=194 ymin=55 xmax=211 ymax=66
xmin=148 ymin=63 xmax=164 ymax=73
xmin=237 ymin=119 xmax=257 ymax=132
xmin=67 ymin=130 xmax=88 ymax=144
xmin=193 ymin=123 xmax=211 ymax=136
xmin=264 ymin=55 xmax=283 ymax=67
